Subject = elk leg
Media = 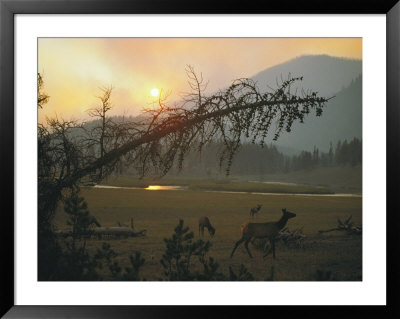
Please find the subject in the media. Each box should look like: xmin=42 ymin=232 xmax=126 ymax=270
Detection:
xmin=230 ymin=237 xmax=245 ymax=258
xmin=263 ymin=239 xmax=273 ymax=258
xmin=272 ymin=239 xmax=276 ymax=259
xmin=244 ymin=238 xmax=253 ymax=258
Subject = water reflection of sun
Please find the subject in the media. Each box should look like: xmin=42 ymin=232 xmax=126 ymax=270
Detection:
xmin=145 ymin=185 xmax=161 ymax=190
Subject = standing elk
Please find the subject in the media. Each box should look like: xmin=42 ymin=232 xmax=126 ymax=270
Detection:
xmin=198 ymin=216 xmax=215 ymax=237
xmin=231 ymin=208 xmax=296 ymax=259
xmin=249 ymin=204 xmax=262 ymax=218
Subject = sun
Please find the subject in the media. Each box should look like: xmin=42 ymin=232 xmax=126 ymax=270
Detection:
xmin=150 ymin=88 xmax=160 ymax=97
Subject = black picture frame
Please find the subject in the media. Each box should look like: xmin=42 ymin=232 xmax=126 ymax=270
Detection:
xmin=1 ymin=0 xmax=399 ymax=317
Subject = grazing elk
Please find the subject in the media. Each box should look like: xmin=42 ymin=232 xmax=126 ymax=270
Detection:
xmin=198 ymin=216 xmax=216 ymax=237
xmin=230 ymin=208 xmax=296 ymax=259
xmin=249 ymin=204 xmax=262 ymax=218
xmin=92 ymin=217 xmax=101 ymax=227
xmin=117 ymin=218 xmax=134 ymax=230
xmin=117 ymin=221 xmax=129 ymax=227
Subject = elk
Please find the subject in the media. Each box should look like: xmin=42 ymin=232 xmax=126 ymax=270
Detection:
xmin=198 ymin=216 xmax=215 ymax=237
xmin=249 ymin=204 xmax=262 ymax=218
xmin=117 ymin=221 xmax=129 ymax=227
xmin=230 ymin=208 xmax=296 ymax=259
xmin=117 ymin=218 xmax=134 ymax=230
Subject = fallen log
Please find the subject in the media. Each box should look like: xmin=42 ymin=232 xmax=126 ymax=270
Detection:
xmin=92 ymin=227 xmax=146 ymax=239
xmin=55 ymin=227 xmax=147 ymax=239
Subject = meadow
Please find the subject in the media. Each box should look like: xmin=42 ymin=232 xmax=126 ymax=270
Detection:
xmin=53 ymin=175 xmax=362 ymax=281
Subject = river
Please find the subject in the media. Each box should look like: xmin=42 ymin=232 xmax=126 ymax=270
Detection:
xmin=91 ymin=184 xmax=361 ymax=197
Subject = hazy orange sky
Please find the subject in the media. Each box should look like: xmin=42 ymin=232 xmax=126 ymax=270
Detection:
xmin=38 ymin=38 xmax=361 ymax=123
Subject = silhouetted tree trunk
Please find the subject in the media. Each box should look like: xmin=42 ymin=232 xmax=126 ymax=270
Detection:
xmin=87 ymin=86 xmax=113 ymax=179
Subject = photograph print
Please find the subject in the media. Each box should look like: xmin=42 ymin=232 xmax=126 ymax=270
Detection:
xmin=38 ymin=38 xmax=362 ymax=281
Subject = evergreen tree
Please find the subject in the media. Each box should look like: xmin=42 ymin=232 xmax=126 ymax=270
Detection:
xmin=328 ymin=142 xmax=334 ymax=166
xmin=160 ymin=219 xmax=212 ymax=281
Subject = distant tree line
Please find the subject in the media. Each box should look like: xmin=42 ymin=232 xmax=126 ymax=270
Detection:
xmin=173 ymin=138 xmax=362 ymax=176
xmin=287 ymin=138 xmax=362 ymax=172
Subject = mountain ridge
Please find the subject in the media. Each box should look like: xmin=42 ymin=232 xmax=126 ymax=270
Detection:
xmin=251 ymin=54 xmax=362 ymax=97
xmin=248 ymin=54 xmax=362 ymax=152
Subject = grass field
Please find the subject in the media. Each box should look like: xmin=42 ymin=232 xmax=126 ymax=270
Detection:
xmin=53 ymin=180 xmax=362 ymax=281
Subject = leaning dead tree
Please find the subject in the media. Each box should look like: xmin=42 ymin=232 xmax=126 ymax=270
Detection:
xmin=38 ymin=67 xmax=331 ymax=230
